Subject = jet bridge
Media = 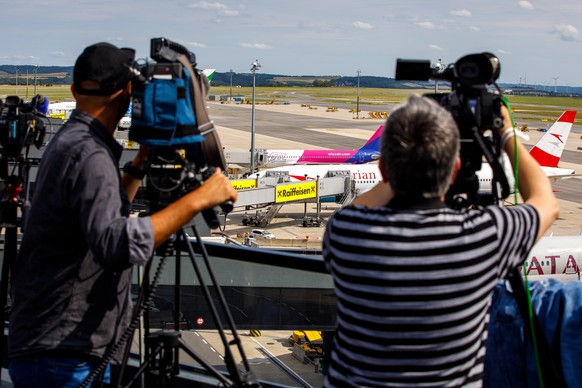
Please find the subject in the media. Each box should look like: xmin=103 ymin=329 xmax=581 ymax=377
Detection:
xmin=231 ymin=170 xmax=354 ymax=208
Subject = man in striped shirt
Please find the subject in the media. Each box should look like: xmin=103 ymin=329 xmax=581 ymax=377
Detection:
xmin=323 ymin=95 xmax=559 ymax=387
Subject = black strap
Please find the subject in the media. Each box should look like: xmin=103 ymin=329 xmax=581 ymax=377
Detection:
xmin=175 ymin=54 xmax=228 ymax=171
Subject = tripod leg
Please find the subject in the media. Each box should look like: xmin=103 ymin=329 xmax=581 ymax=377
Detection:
xmin=181 ymin=228 xmax=259 ymax=386
xmin=0 ymin=201 xmax=19 ymax=382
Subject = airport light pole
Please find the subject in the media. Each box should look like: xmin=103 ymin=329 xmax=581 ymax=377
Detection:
xmin=250 ymin=59 xmax=261 ymax=174
xmin=229 ymin=69 xmax=233 ymax=102
xmin=34 ymin=65 xmax=39 ymax=95
xmin=25 ymin=68 xmax=29 ymax=99
xmin=356 ymin=69 xmax=361 ymax=119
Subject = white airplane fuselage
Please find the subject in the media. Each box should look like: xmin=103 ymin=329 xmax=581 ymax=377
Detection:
xmin=524 ymin=236 xmax=582 ymax=281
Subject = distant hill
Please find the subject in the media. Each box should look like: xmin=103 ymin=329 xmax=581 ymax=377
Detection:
xmin=208 ymin=71 xmax=582 ymax=96
xmin=0 ymin=65 xmax=72 ymax=86
xmin=1 ymin=65 xmax=581 ymax=96
xmin=209 ymin=72 xmax=423 ymax=89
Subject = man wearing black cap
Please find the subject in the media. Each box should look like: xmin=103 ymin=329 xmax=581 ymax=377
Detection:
xmin=8 ymin=42 xmax=238 ymax=386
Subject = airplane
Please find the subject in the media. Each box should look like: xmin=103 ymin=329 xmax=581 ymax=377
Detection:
xmin=255 ymin=111 xmax=576 ymax=195
xmin=523 ymin=234 xmax=581 ymax=281
xmin=248 ymin=125 xmax=384 ymax=167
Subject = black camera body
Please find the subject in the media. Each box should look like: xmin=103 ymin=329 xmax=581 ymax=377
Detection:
xmin=395 ymin=52 xmax=508 ymax=204
xmin=0 ymin=96 xmax=46 ymax=160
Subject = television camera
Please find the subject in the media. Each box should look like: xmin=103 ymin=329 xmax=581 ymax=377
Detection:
xmin=129 ymin=37 xmax=232 ymax=226
xmin=0 ymin=95 xmax=47 ymax=225
xmin=395 ymin=52 xmax=510 ymax=207
xmin=0 ymin=95 xmax=46 ymax=165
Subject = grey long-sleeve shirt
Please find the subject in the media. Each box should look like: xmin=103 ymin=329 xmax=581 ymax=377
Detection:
xmin=9 ymin=109 xmax=154 ymax=360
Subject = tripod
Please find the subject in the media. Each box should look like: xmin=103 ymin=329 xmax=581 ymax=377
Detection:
xmin=0 ymin=198 xmax=18 ymax=381
xmin=0 ymin=158 xmax=35 ymax=383
xmin=84 ymin=222 xmax=260 ymax=387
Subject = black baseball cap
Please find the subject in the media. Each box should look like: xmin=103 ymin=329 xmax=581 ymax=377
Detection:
xmin=73 ymin=42 xmax=136 ymax=96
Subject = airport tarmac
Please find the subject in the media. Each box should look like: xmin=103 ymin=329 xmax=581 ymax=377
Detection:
xmin=207 ymin=100 xmax=582 ymax=240
xmin=123 ymin=329 xmax=325 ymax=387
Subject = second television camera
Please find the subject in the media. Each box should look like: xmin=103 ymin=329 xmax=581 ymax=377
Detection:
xmin=395 ymin=52 xmax=509 ymax=205
xmin=0 ymin=95 xmax=47 ymax=227
xmin=0 ymin=95 xmax=46 ymax=161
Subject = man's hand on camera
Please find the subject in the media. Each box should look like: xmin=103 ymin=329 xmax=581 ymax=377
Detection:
xmin=150 ymin=167 xmax=238 ymax=248
xmin=193 ymin=167 xmax=238 ymax=210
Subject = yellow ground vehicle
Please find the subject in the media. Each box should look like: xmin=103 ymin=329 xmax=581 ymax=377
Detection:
xmin=291 ymin=330 xmax=323 ymax=359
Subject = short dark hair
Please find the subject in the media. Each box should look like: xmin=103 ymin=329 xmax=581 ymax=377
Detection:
xmin=381 ymin=95 xmax=460 ymax=198
xmin=73 ymin=42 xmax=136 ymax=96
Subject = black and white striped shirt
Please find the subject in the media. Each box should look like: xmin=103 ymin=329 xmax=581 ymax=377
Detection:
xmin=323 ymin=200 xmax=539 ymax=387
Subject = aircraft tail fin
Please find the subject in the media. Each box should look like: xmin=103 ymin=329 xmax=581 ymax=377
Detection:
xmin=359 ymin=125 xmax=384 ymax=151
xmin=529 ymin=110 xmax=576 ymax=167
xmin=201 ymin=69 xmax=216 ymax=82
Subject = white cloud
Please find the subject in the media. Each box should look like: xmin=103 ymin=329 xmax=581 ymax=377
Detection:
xmin=189 ymin=1 xmax=227 ymax=10
xmin=51 ymin=51 xmax=66 ymax=58
xmin=188 ymin=1 xmax=238 ymax=16
xmin=550 ymin=24 xmax=580 ymax=41
xmin=518 ymin=1 xmax=534 ymax=10
xmin=415 ymin=21 xmax=444 ymax=30
xmin=353 ymin=21 xmax=373 ymax=30
xmin=497 ymin=49 xmax=510 ymax=54
xmin=429 ymin=44 xmax=444 ymax=50
xmin=222 ymin=9 xmax=239 ymax=16
xmin=470 ymin=26 xmax=480 ymax=32
xmin=416 ymin=21 xmax=434 ymax=29
xmin=240 ymin=43 xmax=273 ymax=49
xmin=450 ymin=9 xmax=472 ymax=17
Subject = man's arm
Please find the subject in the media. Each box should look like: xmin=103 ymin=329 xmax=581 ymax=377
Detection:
xmin=351 ymin=181 xmax=394 ymax=207
xmin=122 ymin=145 xmax=148 ymax=202
xmin=149 ymin=168 xmax=238 ymax=248
xmin=500 ymin=106 xmax=559 ymax=240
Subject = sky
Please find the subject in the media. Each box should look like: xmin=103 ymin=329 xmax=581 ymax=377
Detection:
xmin=1 ymin=0 xmax=582 ymax=87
